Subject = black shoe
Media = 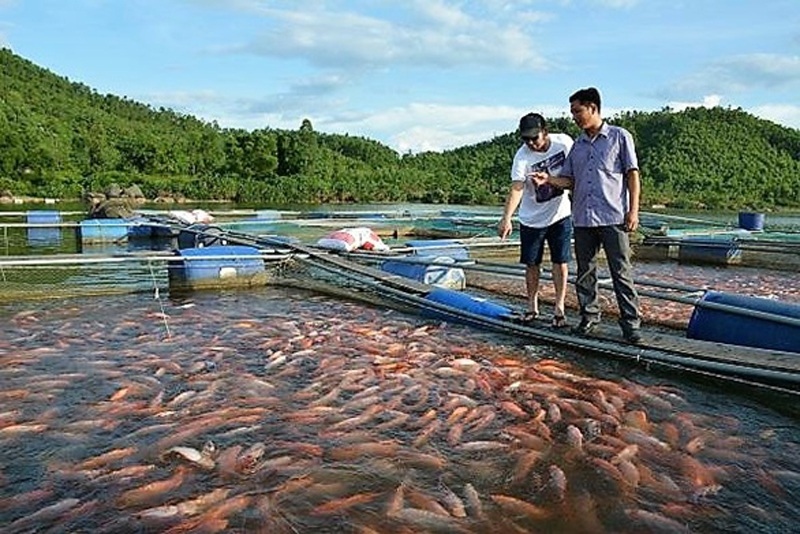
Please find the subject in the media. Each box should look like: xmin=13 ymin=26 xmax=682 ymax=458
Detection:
xmin=572 ymin=317 xmax=599 ymax=335
xmin=623 ymin=329 xmax=643 ymax=345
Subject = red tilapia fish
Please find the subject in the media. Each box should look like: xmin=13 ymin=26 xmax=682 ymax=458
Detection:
xmin=0 ymin=289 xmax=796 ymax=533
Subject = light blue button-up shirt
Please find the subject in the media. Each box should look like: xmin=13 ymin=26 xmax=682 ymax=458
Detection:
xmin=561 ymin=122 xmax=638 ymax=228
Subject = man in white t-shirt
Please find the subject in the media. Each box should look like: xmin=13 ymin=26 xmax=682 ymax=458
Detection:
xmin=498 ymin=113 xmax=574 ymax=328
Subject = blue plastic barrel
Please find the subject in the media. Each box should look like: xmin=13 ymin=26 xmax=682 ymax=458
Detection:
xmin=687 ymin=291 xmax=800 ymax=353
xmin=26 ymin=210 xmax=62 ymax=246
xmin=738 ymin=212 xmax=765 ymax=231
xmin=382 ymin=260 xmax=434 ymax=281
xmin=424 ymin=287 xmax=512 ymax=320
xmin=381 ymin=259 xmax=465 ymax=289
xmin=127 ymin=217 xmax=172 ymax=239
xmin=169 ymin=245 xmax=267 ymax=291
xmin=78 ymin=218 xmax=130 ymax=242
xmin=406 ymin=239 xmax=470 ymax=260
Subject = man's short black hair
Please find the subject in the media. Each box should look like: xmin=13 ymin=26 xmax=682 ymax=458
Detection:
xmin=570 ymin=87 xmax=602 ymax=112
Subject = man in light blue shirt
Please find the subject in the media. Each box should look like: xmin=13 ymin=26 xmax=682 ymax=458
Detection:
xmin=532 ymin=87 xmax=642 ymax=344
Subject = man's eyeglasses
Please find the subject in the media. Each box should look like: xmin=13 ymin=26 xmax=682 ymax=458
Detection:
xmin=521 ymin=135 xmax=539 ymax=143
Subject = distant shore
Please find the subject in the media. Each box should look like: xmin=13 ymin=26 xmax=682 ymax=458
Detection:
xmin=0 ymin=195 xmax=231 ymax=208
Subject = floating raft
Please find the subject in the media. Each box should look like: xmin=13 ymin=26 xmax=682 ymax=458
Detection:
xmin=4 ymin=213 xmax=800 ymax=393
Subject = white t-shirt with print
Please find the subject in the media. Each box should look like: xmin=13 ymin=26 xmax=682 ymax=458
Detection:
xmin=510 ymin=132 xmax=573 ymax=228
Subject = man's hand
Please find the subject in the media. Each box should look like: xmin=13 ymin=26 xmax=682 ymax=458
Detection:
xmin=625 ymin=211 xmax=639 ymax=232
xmin=497 ymin=218 xmax=513 ymax=240
xmin=529 ymin=171 xmax=549 ymax=186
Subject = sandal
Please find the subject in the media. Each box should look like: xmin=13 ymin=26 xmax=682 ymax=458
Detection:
xmin=551 ymin=315 xmax=568 ymax=329
xmin=513 ymin=311 xmax=539 ymax=325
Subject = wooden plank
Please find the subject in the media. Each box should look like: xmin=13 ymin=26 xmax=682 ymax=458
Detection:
xmin=585 ymin=321 xmax=800 ymax=373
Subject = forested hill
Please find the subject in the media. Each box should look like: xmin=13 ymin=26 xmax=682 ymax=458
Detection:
xmin=2 ymin=48 xmax=799 ymax=209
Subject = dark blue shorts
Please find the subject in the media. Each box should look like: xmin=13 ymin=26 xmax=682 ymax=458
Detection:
xmin=519 ymin=216 xmax=572 ymax=266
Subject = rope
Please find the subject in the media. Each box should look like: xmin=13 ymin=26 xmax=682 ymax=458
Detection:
xmin=148 ymin=260 xmax=171 ymax=339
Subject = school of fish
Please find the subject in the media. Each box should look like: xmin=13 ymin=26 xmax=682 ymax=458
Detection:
xmin=0 ymin=283 xmax=799 ymax=533
xmin=468 ymin=258 xmax=800 ymax=329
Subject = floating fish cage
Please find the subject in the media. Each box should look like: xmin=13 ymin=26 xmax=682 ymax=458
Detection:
xmin=168 ymin=245 xmax=271 ymax=292
xmin=0 ymin=253 xmax=173 ymax=302
xmin=678 ymin=236 xmax=742 ymax=265
xmin=26 ymin=210 xmax=63 ymax=246
xmin=126 ymin=219 xmax=179 ymax=240
xmin=217 ymin=211 xmax=284 ymax=235
xmin=77 ymin=218 xmax=131 ymax=243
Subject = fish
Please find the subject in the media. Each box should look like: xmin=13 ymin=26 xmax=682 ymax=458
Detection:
xmin=163 ymin=445 xmax=216 ymax=471
xmin=446 ymin=422 xmax=464 ymax=446
xmin=0 ymin=488 xmax=54 ymax=514
xmin=565 ymin=425 xmax=584 ymax=450
xmin=412 ymin=419 xmax=441 ymax=448
xmin=463 ymin=483 xmax=485 ymax=521
xmin=117 ymin=467 xmax=188 ymax=508
xmin=137 ymin=488 xmax=231 ymax=519
xmin=0 ymin=497 xmax=81 ymax=533
xmin=611 ymin=444 xmax=640 ymax=464
xmin=0 ymin=422 xmax=48 ymax=436
xmin=309 ymin=492 xmax=380 ymax=515
xmin=236 ymin=442 xmax=267 ymax=474
xmin=397 ymin=450 xmax=448 ymax=471
xmin=489 ymin=494 xmax=551 ymax=521
xmin=445 ymin=405 xmax=470 ymax=426
xmin=510 ymin=450 xmax=544 ymax=486
xmin=456 ymin=440 xmax=509 ymax=452
xmin=391 ymin=507 xmax=469 ymax=533
xmin=625 ymin=508 xmax=692 ymax=533
xmin=617 ymin=459 xmax=641 ymax=487
xmin=440 ymin=482 xmax=467 ymax=518
xmin=619 ymin=426 xmax=670 ymax=451
xmin=499 ymin=400 xmax=529 ymax=419
xmin=386 ymin=482 xmax=406 ymax=516
xmin=546 ymin=464 xmax=567 ymax=502
xmin=374 ymin=410 xmax=411 ymax=432
xmin=75 ymin=446 xmax=139 ymax=472
xmin=326 ymin=404 xmax=383 ymax=433
xmin=327 ymin=440 xmax=399 ymax=461
xmin=503 ymin=427 xmax=551 ymax=451
xmin=405 ymin=487 xmax=451 ymax=516
xmin=689 ymin=483 xmax=723 ymax=503
xmin=91 ymin=464 xmax=157 ymax=485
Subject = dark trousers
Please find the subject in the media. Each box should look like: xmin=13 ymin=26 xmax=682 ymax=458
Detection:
xmin=574 ymin=225 xmax=641 ymax=331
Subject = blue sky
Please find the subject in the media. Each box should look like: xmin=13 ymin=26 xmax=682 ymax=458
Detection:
xmin=1 ymin=0 xmax=799 ymax=154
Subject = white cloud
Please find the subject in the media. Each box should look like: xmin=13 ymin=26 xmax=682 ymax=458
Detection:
xmin=659 ymin=94 xmax=800 ymax=132
xmin=667 ymin=94 xmax=723 ymax=111
xmin=332 ymin=102 xmax=526 ymax=154
xmin=750 ymin=104 xmax=800 ymax=130
xmin=674 ymin=54 xmax=800 ymax=94
xmin=594 ymin=0 xmax=639 ymax=7
xmin=412 ymin=0 xmax=472 ymax=27
xmin=214 ymin=3 xmax=549 ymax=71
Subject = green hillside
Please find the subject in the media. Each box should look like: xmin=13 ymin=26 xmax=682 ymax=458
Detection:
xmin=1 ymin=48 xmax=799 ymax=209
